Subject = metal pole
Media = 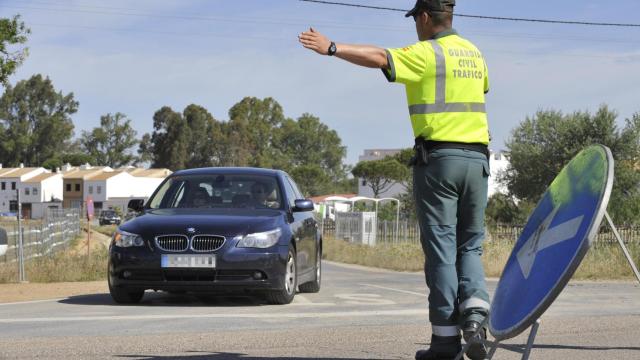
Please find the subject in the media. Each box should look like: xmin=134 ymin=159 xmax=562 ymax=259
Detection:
xmin=395 ymin=199 xmax=400 ymax=243
xmin=16 ymin=189 xmax=25 ymax=282
xmin=521 ymin=319 xmax=541 ymax=360
xmin=605 ymin=211 xmax=640 ymax=285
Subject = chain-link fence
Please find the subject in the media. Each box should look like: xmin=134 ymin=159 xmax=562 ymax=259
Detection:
xmin=0 ymin=209 xmax=81 ymax=264
xmin=320 ymin=212 xmax=640 ymax=246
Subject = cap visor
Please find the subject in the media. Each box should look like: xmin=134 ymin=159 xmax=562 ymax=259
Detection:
xmin=405 ymin=6 xmax=419 ymax=17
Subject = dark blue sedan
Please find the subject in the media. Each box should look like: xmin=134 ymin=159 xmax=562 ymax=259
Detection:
xmin=108 ymin=167 xmax=321 ymax=305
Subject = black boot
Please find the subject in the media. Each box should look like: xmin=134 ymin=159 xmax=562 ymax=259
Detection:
xmin=462 ymin=320 xmax=488 ymax=360
xmin=415 ymin=335 xmax=461 ymax=360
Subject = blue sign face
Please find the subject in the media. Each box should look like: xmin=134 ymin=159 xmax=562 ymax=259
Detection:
xmin=489 ymin=145 xmax=613 ymax=340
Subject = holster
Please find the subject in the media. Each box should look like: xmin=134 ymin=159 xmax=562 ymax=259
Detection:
xmin=410 ymin=138 xmax=430 ymax=167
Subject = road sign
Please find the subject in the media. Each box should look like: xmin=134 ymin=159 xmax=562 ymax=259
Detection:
xmin=489 ymin=145 xmax=614 ymax=341
xmin=86 ymin=196 xmax=94 ymax=220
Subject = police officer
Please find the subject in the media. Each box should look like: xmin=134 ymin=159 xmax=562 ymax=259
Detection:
xmin=299 ymin=1 xmax=490 ymax=359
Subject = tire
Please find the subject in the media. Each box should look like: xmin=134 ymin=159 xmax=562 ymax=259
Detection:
xmin=299 ymin=242 xmax=321 ymax=293
xmin=108 ymin=264 xmax=144 ymax=304
xmin=265 ymin=244 xmax=296 ymax=305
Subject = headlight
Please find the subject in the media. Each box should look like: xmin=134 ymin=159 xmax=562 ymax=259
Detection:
xmin=113 ymin=229 xmax=144 ymax=247
xmin=236 ymin=228 xmax=282 ymax=248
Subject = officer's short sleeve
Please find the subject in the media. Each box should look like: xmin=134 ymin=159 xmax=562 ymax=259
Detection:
xmin=483 ymin=61 xmax=490 ymax=94
xmin=382 ymin=42 xmax=427 ymax=84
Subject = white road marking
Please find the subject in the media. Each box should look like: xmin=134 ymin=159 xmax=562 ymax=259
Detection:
xmin=360 ymin=283 xmax=427 ymax=298
xmin=334 ymin=294 xmax=396 ymax=305
xmin=290 ymin=295 xmax=336 ymax=306
xmin=0 ymin=308 xmax=429 ymax=323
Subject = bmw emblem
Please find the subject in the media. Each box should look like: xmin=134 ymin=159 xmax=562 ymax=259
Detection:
xmin=186 ymin=227 xmax=196 ymax=234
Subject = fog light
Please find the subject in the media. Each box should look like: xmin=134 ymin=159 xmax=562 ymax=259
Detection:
xmin=253 ymin=271 xmax=263 ymax=280
xmin=123 ymin=270 xmax=132 ymax=278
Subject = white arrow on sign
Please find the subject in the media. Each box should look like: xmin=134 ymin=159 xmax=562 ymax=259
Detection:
xmin=516 ymin=207 xmax=584 ymax=279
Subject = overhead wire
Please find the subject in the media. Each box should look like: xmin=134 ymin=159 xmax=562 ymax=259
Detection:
xmin=299 ymin=0 xmax=640 ymax=28
xmin=5 ymin=2 xmax=640 ymax=45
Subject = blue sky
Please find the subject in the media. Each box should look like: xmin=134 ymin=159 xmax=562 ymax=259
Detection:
xmin=2 ymin=0 xmax=640 ymax=165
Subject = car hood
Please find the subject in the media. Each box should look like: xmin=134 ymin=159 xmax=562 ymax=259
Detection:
xmin=120 ymin=208 xmax=285 ymax=238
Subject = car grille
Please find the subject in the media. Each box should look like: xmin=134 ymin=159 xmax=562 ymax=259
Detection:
xmin=155 ymin=235 xmax=189 ymax=252
xmin=191 ymin=235 xmax=226 ymax=252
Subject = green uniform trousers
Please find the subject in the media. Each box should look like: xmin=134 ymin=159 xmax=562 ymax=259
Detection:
xmin=413 ymin=148 xmax=491 ymax=336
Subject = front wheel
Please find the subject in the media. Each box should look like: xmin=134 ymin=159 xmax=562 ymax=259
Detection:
xmin=108 ymin=264 xmax=144 ymax=304
xmin=265 ymin=244 xmax=296 ymax=305
xmin=299 ymin=242 xmax=321 ymax=293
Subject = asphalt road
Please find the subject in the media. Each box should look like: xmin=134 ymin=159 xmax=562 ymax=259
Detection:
xmin=0 ymin=261 xmax=639 ymax=359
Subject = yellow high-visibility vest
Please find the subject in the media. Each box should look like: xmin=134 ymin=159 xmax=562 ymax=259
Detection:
xmin=384 ymin=29 xmax=489 ymax=145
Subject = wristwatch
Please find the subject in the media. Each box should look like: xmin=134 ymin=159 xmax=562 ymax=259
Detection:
xmin=327 ymin=41 xmax=337 ymax=56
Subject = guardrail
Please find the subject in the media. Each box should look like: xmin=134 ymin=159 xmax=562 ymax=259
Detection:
xmin=0 ymin=209 xmax=82 ymax=265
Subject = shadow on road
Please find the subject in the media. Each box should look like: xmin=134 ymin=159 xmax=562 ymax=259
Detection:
xmin=58 ymin=292 xmax=270 ymax=307
xmin=531 ymin=343 xmax=640 ymax=352
xmin=115 ymin=353 xmax=388 ymax=360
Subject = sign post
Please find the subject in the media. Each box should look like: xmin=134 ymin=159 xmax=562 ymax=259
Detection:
xmin=456 ymin=145 xmax=614 ymax=360
xmin=86 ymin=196 xmax=94 ymax=257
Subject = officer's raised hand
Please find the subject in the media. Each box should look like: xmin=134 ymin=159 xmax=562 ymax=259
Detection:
xmin=298 ymin=27 xmax=332 ymax=55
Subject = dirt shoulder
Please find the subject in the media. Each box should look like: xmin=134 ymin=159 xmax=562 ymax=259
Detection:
xmin=0 ymin=281 xmax=108 ymax=303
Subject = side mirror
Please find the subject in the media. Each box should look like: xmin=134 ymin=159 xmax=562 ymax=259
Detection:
xmin=293 ymin=199 xmax=314 ymax=212
xmin=127 ymin=199 xmax=145 ymax=213
xmin=0 ymin=228 xmax=7 ymax=257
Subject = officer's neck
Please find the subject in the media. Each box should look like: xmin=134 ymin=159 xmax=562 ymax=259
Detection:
xmin=429 ymin=25 xmax=453 ymax=39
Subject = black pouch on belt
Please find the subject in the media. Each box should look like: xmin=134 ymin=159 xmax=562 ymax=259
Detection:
xmin=411 ymin=138 xmax=429 ymax=166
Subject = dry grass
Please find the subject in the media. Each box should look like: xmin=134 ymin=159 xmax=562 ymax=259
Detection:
xmin=92 ymin=224 xmax=117 ymax=237
xmin=324 ymin=236 xmax=640 ymax=280
xmin=0 ymin=235 xmax=108 ymax=284
xmin=324 ymin=237 xmax=425 ymax=272
xmin=575 ymin=241 xmax=640 ymax=279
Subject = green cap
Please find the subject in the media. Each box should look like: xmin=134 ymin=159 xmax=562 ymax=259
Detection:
xmin=405 ymin=0 xmax=455 ymax=17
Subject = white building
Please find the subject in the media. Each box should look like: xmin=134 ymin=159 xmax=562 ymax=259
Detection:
xmin=0 ymin=166 xmax=48 ymax=218
xmin=488 ymin=150 xmax=509 ymax=197
xmin=356 ymin=148 xmax=510 ymax=199
xmin=21 ymin=172 xmax=64 ymax=219
xmin=85 ymin=168 xmax=171 ymax=214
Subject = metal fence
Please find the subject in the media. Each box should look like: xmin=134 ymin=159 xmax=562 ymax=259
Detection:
xmin=322 ymin=213 xmax=640 ymax=246
xmin=0 ymin=209 xmax=82 ymax=264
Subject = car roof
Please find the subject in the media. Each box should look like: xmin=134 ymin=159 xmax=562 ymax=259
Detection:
xmin=171 ymin=167 xmax=286 ymax=178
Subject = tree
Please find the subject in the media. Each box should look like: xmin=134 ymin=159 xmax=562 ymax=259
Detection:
xmin=277 ymin=113 xmax=347 ymax=182
xmin=144 ymin=106 xmax=190 ymax=170
xmin=140 ymin=105 xmax=227 ymax=170
xmin=42 ymin=152 xmax=96 ymax=171
xmin=352 ymin=159 xmax=408 ymax=198
xmin=183 ymin=104 xmax=217 ymax=168
xmin=290 ymin=164 xmax=330 ymax=197
xmin=485 ymin=193 xmax=534 ymax=226
xmin=227 ymin=97 xmax=286 ymax=168
xmin=0 ymin=74 xmax=77 ymax=166
xmin=502 ymin=106 xmax=640 ymax=223
xmin=80 ymin=112 xmax=138 ymax=167
xmin=1 ymin=15 xmax=30 ymax=85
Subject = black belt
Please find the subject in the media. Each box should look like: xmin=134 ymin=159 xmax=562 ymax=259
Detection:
xmin=410 ymin=138 xmax=489 ymax=166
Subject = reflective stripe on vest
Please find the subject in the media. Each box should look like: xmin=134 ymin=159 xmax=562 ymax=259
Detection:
xmin=408 ymin=40 xmax=486 ymax=116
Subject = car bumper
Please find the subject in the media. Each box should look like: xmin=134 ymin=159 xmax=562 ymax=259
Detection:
xmin=109 ymin=245 xmax=289 ymax=293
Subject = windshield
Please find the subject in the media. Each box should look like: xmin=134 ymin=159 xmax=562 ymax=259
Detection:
xmin=148 ymin=174 xmax=283 ymax=210
xmin=101 ymin=211 xmax=116 ymax=217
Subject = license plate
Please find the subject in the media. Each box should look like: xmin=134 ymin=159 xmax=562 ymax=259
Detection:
xmin=161 ymin=254 xmax=216 ymax=268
